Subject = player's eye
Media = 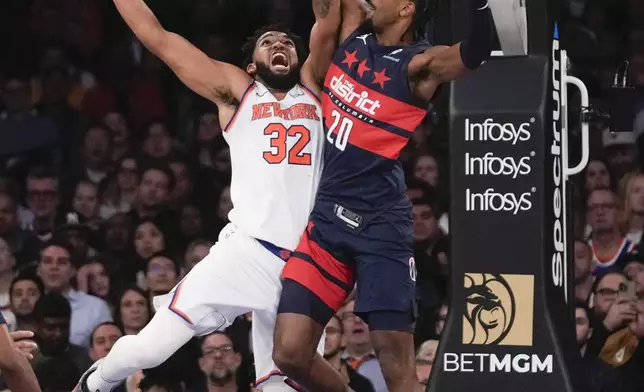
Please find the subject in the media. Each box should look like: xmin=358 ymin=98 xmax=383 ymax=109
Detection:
xmin=285 ymin=40 xmax=294 ymax=47
xmin=261 ymin=39 xmax=271 ymax=46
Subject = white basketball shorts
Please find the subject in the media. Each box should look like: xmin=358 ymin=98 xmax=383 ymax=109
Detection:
xmin=153 ymin=223 xmax=323 ymax=391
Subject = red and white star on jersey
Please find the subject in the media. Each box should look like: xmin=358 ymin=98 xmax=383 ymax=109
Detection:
xmin=340 ymin=51 xmax=391 ymax=88
xmin=372 ymin=69 xmax=391 ymax=88
xmin=357 ymin=59 xmax=371 ymax=77
xmin=342 ymin=50 xmax=359 ymax=68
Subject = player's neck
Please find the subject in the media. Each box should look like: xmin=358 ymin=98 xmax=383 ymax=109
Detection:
xmin=375 ymin=22 xmax=413 ymax=46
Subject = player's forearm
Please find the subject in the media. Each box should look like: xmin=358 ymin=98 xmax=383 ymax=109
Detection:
xmin=459 ymin=0 xmax=493 ymax=69
xmin=113 ymin=0 xmax=166 ymax=52
xmin=2 ymin=352 xmax=41 ymax=392
xmin=313 ymin=0 xmax=340 ymax=19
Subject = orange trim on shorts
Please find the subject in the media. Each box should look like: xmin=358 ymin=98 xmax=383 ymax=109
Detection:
xmin=168 ymin=281 xmax=194 ymax=324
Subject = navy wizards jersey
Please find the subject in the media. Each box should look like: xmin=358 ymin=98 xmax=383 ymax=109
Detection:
xmin=316 ymin=25 xmax=430 ymax=217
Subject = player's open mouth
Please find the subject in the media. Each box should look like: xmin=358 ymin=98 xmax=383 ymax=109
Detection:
xmin=271 ymin=52 xmax=289 ymax=71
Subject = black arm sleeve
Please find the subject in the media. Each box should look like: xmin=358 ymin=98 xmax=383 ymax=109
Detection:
xmin=459 ymin=2 xmax=493 ymax=69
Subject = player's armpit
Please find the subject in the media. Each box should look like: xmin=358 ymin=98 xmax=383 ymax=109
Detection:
xmin=302 ymin=0 xmax=342 ymax=85
xmin=113 ymin=0 xmax=251 ymax=106
xmin=408 ymin=45 xmax=466 ymax=102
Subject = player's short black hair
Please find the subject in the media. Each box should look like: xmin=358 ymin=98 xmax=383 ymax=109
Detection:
xmin=241 ymin=23 xmax=307 ymax=68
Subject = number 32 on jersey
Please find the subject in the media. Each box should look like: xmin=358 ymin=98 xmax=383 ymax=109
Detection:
xmin=263 ymin=123 xmax=312 ymax=165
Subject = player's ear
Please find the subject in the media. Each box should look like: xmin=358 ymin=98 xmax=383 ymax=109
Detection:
xmin=247 ymin=62 xmax=257 ymax=76
xmin=399 ymin=0 xmax=415 ymax=18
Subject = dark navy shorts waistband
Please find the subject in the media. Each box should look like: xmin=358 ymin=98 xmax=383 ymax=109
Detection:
xmin=257 ymin=239 xmax=292 ymax=262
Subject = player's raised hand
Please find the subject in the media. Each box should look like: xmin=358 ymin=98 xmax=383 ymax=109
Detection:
xmin=10 ymin=331 xmax=38 ymax=361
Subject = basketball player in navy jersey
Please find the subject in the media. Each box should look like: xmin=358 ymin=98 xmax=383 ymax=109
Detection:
xmin=272 ymin=0 xmax=494 ymax=391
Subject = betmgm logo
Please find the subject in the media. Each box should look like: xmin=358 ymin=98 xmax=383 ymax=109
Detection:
xmin=443 ymin=273 xmax=554 ymax=373
xmin=462 ymin=273 xmax=533 ymax=346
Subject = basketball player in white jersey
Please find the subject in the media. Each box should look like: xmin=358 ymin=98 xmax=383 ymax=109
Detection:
xmin=73 ymin=1 xmax=348 ymax=391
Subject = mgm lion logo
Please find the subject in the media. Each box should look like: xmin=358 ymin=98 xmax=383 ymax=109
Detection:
xmin=462 ymin=273 xmax=535 ymax=346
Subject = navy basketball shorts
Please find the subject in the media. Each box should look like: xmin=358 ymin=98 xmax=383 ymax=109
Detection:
xmin=279 ymin=210 xmax=417 ymax=332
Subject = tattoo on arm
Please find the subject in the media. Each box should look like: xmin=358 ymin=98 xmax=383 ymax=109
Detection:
xmin=313 ymin=0 xmax=331 ymax=17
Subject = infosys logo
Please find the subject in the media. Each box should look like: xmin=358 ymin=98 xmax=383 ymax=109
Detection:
xmin=329 ymin=74 xmax=381 ymax=115
xmin=464 ymin=118 xmax=533 ymax=145
xmin=551 ymin=24 xmax=566 ymax=301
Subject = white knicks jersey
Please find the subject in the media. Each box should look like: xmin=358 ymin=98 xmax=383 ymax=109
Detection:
xmin=223 ymin=81 xmax=324 ymax=251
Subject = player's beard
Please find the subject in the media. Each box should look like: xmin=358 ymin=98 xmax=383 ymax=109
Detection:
xmin=255 ymin=61 xmax=300 ymax=91
xmin=207 ymin=366 xmax=238 ymax=386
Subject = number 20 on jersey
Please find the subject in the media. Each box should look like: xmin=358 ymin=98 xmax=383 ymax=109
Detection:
xmin=327 ymin=109 xmax=353 ymax=151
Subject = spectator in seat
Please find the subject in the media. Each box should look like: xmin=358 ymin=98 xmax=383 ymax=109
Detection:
xmin=32 ymin=292 xmax=92 ymax=373
xmin=618 ymin=172 xmax=644 ymax=245
xmin=575 ymin=239 xmax=595 ymax=303
xmin=75 ymin=124 xmax=112 ymax=185
xmin=36 ymin=238 xmax=112 ymax=347
xmin=168 ymin=158 xmax=194 ymax=206
xmin=0 ymin=190 xmax=41 ymax=267
xmin=89 ymin=322 xmax=123 ymax=361
xmin=138 ymin=372 xmax=183 ymax=392
xmin=71 ymin=180 xmax=101 ymax=228
xmin=587 ymin=188 xmax=637 ymax=273
xmin=56 ymin=212 xmax=97 ymax=264
xmin=575 ymin=302 xmax=623 ymax=392
xmin=129 ymin=164 xmax=175 ymax=236
xmin=103 ymin=112 xmax=133 ymax=163
xmin=337 ymin=300 xmax=387 ymax=392
xmin=194 ymin=331 xmax=250 ymax=392
xmin=183 ymin=239 xmax=213 ymax=275
xmin=9 ymin=274 xmax=43 ymax=332
xmin=142 ymin=121 xmax=175 ymax=162
xmin=23 ymin=166 xmax=61 ymax=242
xmin=144 ymin=252 xmax=180 ymax=298
xmin=114 ymin=287 xmax=151 ymax=336
xmin=322 ymin=315 xmax=374 ymax=392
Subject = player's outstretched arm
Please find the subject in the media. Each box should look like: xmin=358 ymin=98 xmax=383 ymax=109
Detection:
xmin=301 ymin=0 xmax=343 ymax=88
xmin=0 ymin=324 xmax=41 ymax=392
xmin=408 ymin=0 xmax=493 ymax=102
xmin=113 ymin=0 xmax=251 ymax=106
